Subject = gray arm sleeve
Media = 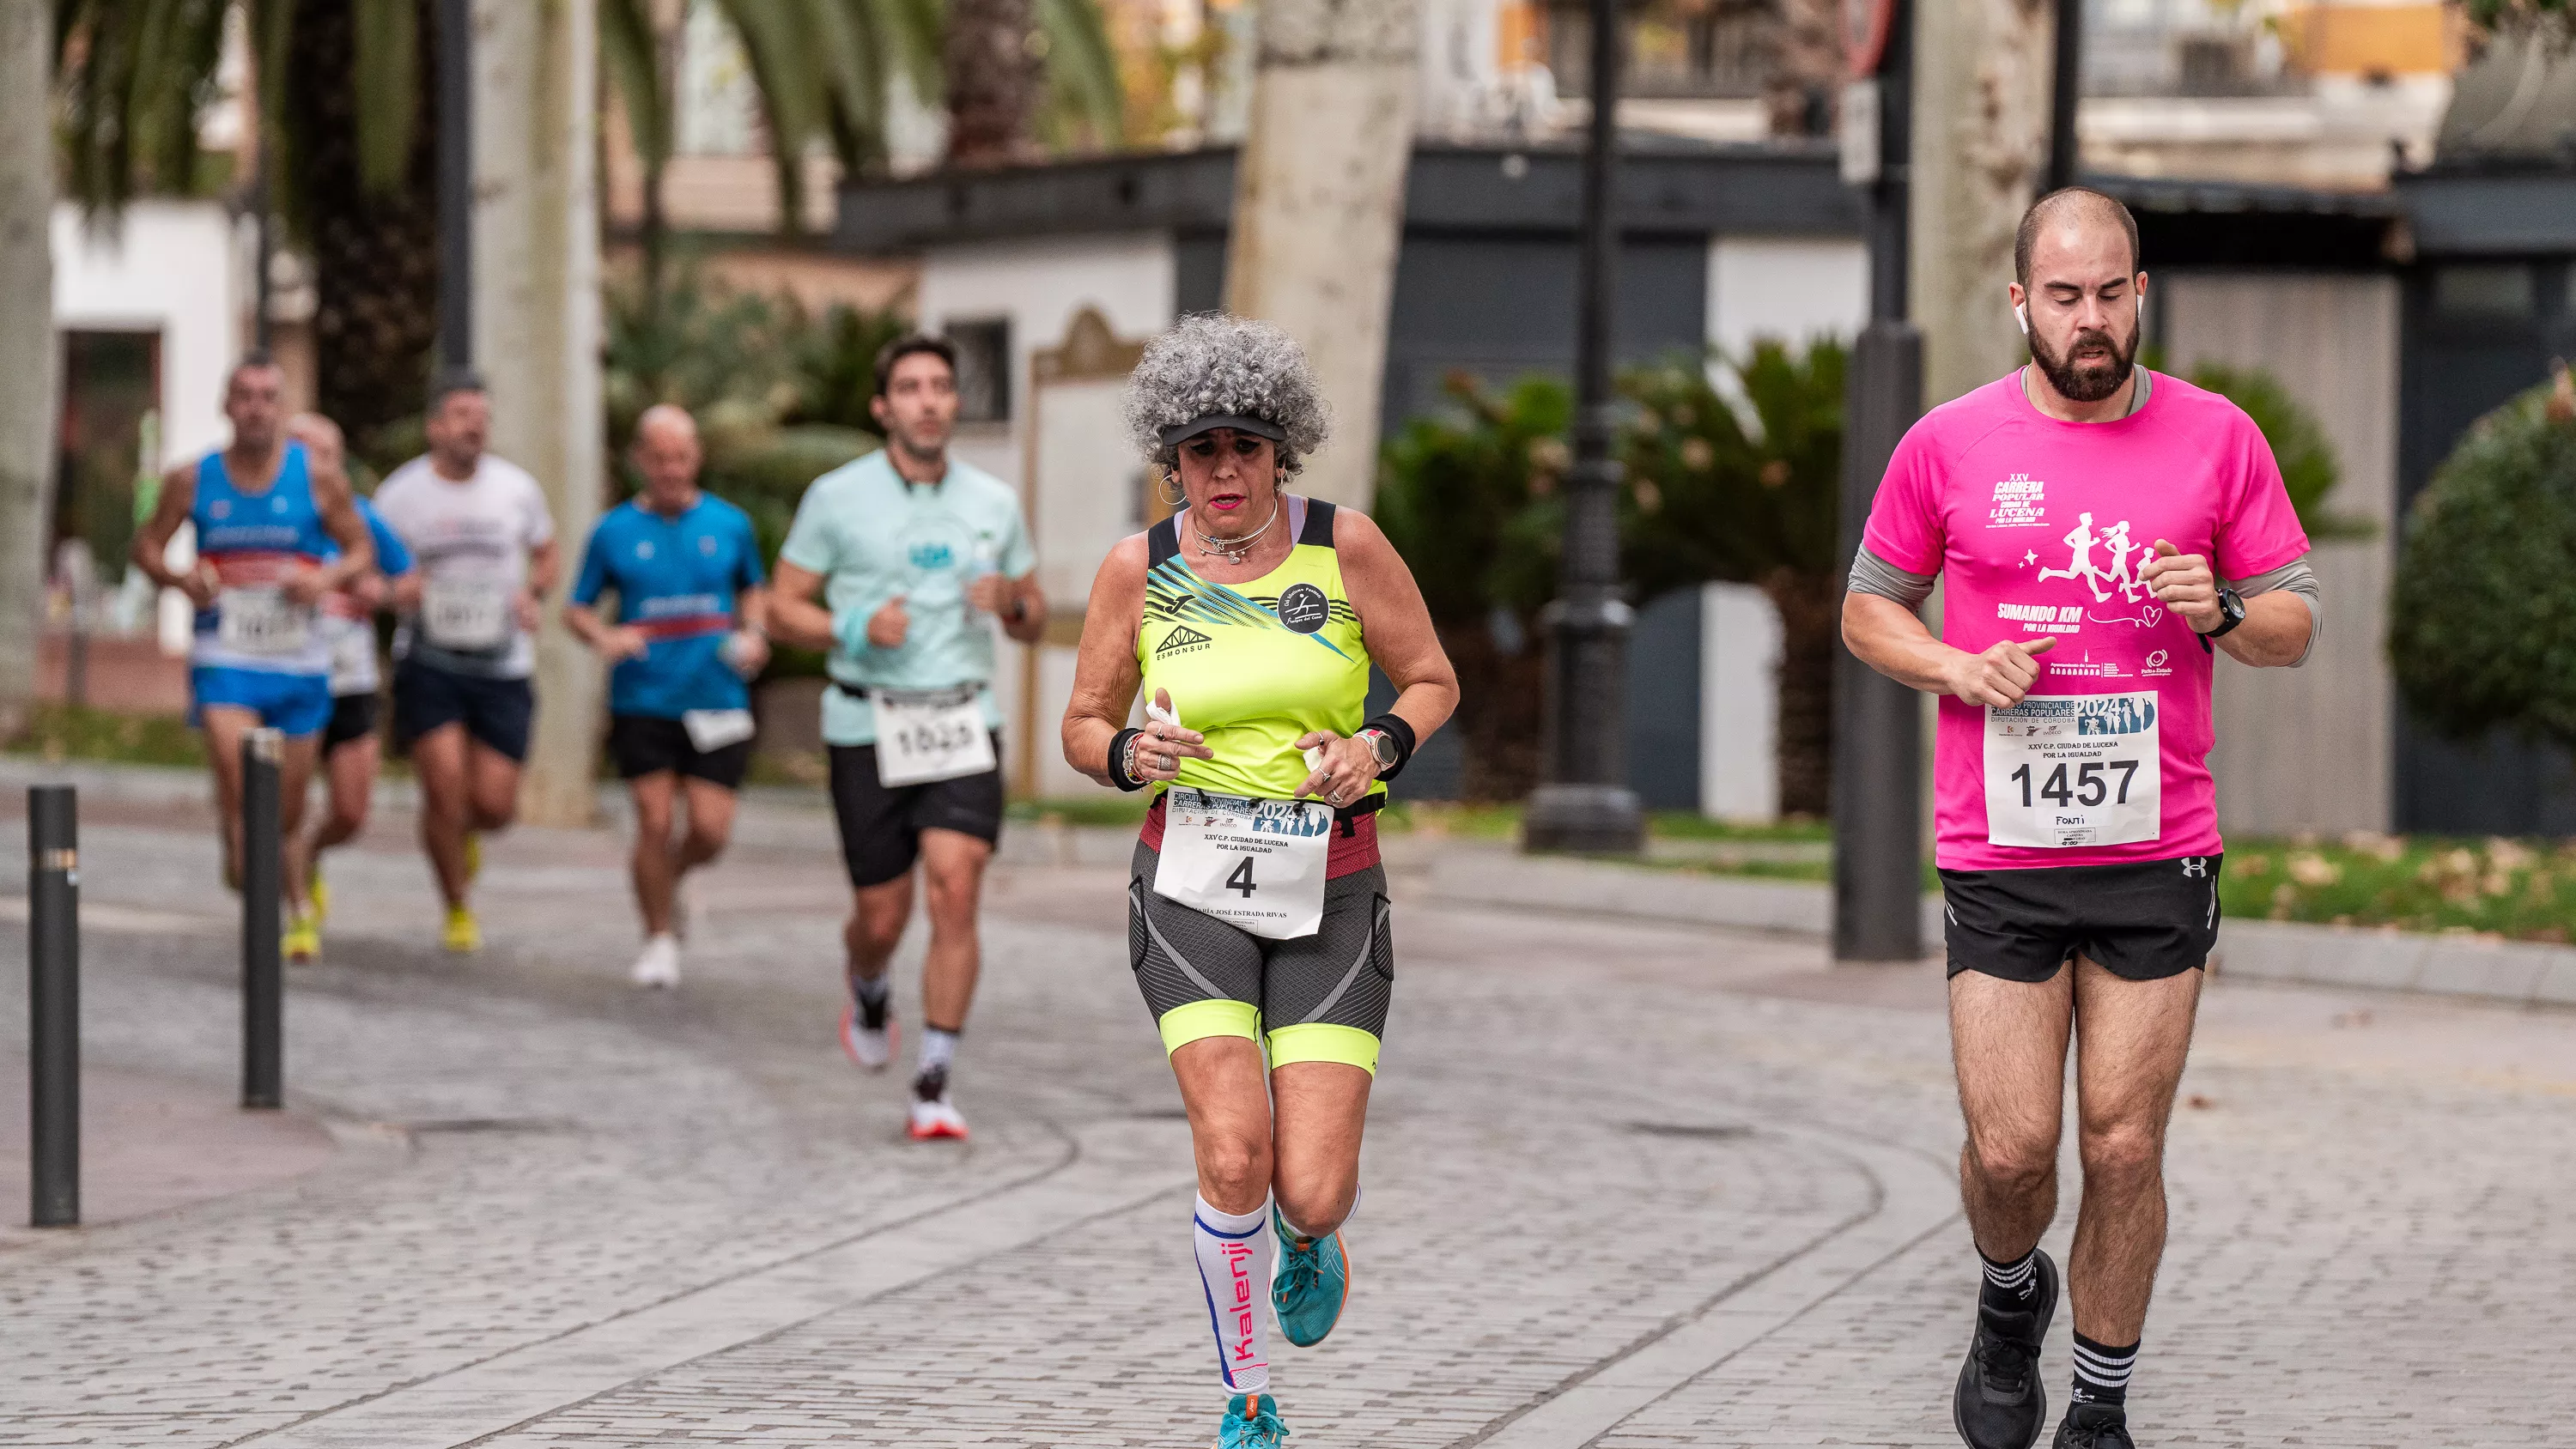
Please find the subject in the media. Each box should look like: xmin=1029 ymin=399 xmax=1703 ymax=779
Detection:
xmin=2228 ymin=555 xmax=2321 ymax=667
xmin=1848 ymin=545 xmax=1935 ymax=612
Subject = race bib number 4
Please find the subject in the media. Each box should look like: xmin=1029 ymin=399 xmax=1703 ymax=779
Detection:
xmin=422 ymin=578 xmax=513 ymax=652
xmin=1984 ymin=692 xmax=2161 ymax=849
xmin=216 ymin=588 xmax=313 ymax=657
xmin=872 ymin=687 xmax=996 ymax=787
xmin=1152 ymin=788 xmax=1333 ymax=940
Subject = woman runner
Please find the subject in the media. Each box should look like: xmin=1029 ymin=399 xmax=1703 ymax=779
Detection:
xmin=1062 ymin=314 xmax=1458 ymax=1449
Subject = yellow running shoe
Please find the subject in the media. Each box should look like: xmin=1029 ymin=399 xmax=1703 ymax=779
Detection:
xmin=283 ymin=909 xmax=321 ymax=964
xmin=442 ymin=903 xmax=482 ymax=954
xmin=308 ymin=867 xmax=331 ymax=925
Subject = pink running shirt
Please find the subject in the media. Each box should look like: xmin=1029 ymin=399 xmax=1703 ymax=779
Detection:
xmin=1862 ymin=370 xmax=2309 ymax=870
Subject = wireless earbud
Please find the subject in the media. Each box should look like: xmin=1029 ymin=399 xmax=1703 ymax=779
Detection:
xmin=2014 ymin=301 xmax=2030 ymax=336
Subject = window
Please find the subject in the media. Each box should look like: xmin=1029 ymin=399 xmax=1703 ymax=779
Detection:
xmin=944 ymin=318 xmax=1012 ymax=424
xmin=2433 ymin=264 xmax=2537 ymax=322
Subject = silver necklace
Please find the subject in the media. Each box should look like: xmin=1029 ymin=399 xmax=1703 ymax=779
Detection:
xmin=1191 ymin=500 xmax=1280 ymax=565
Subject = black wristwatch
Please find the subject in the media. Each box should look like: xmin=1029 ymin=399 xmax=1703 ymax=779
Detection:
xmin=2205 ymin=586 xmax=2245 ymax=640
xmin=1357 ymin=727 xmax=1401 ymax=772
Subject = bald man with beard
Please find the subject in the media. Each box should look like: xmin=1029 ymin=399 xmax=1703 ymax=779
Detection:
xmin=565 ymin=405 xmax=772 ymax=988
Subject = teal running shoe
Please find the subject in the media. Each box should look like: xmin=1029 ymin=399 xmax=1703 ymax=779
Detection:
xmin=1269 ymin=1207 xmax=1351 ymax=1349
xmin=1213 ymin=1392 xmax=1291 ymax=1449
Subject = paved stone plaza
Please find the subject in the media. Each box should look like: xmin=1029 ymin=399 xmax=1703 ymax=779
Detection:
xmin=2 ymin=794 xmax=2571 ymax=1447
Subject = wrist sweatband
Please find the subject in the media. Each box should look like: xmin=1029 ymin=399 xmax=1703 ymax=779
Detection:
xmin=1361 ymin=713 xmax=1418 ymax=782
xmin=1106 ymin=726 xmax=1147 ymax=792
xmin=831 ymin=609 xmax=869 ymax=656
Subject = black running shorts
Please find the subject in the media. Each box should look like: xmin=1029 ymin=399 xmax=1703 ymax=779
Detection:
xmin=607 ymin=713 xmax=752 ymax=790
xmin=392 ymin=658 xmax=535 ymax=762
xmin=1939 ymin=854 xmax=2224 ymax=983
xmin=825 ymin=738 xmax=1005 ymax=889
xmin=322 ymin=691 xmax=379 ymax=754
xmin=1128 ymin=839 xmax=1394 ymax=1076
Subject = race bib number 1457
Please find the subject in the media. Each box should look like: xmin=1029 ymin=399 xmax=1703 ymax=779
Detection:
xmin=1984 ymin=692 xmax=2161 ymax=849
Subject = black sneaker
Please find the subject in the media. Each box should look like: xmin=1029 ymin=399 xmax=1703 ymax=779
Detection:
xmin=1952 ymin=1248 xmax=2059 ymax=1449
xmin=2052 ymin=1404 xmax=2135 ymax=1448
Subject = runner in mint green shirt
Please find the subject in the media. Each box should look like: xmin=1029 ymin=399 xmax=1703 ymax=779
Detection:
xmin=771 ymin=334 xmax=1045 ymax=1143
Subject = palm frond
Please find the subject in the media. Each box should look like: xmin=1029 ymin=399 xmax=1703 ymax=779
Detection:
xmin=1034 ymin=0 xmax=1120 ymax=148
xmin=349 ymin=0 xmax=419 ymax=194
xmin=598 ymin=0 xmax=668 ymax=171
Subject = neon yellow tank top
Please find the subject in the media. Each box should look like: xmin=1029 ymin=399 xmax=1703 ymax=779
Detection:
xmin=1137 ymin=496 xmax=1377 ymax=803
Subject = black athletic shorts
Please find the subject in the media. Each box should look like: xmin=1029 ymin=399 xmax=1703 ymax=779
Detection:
xmin=1939 ymin=854 xmax=2224 ymax=983
xmin=392 ymin=658 xmax=535 ymax=762
xmin=607 ymin=713 xmax=752 ymax=790
xmin=1127 ymin=838 xmax=1394 ymax=1075
xmin=825 ymin=737 xmax=1005 ymax=889
xmin=323 ymin=691 xmax=379 ymax=753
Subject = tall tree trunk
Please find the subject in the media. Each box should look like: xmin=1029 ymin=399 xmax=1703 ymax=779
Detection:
xmin=1224 ymin=0 xmax=1420 ymax=508
xmin=476 ymin=0 xmax=605 ymax=828
xmin=0 ymin=0 xmax=56 ymax=740
xmin=285 ymin=0 xmax=445 ymax=468
xmin=1911 ymin=0 xmax=2052 ymax=407
xmin=1763 ymin=567 xmax=1838 ymax=817
xmin=945 ymin=0 xmax=1040 ymax=167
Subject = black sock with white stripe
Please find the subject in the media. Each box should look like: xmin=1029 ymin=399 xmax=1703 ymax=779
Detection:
xmin=1978 ymin=1245 xmax=2041 ymax=1308
xmin=2069 ymin=1331 xmax=2137 ymax=1409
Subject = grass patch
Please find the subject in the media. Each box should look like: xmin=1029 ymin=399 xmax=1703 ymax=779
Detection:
xmin=7 ymin=703 xmax=205 ymax=769
xmin=2222 ymin=833 xmax=2576 ymax=943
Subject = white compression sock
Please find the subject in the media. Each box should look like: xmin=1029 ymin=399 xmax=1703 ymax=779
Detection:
xmin=917 ymin=1027 xmax=959 ymax=1076
xmin=1192 ymin=1196 xmax=1273 ymax=1396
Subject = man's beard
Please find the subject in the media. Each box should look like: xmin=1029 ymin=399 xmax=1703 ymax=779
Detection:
xmin=892 ymin=423 xmax=950 ymax=464
xmin=2029 ymin=320 xmax=2138 ymax=403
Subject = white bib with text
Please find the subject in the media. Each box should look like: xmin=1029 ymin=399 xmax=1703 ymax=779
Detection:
xmin=872 ymin=686 xmax=995 ymax=786
xmin=682 ymin=708 xmax=756 ymax=754
xmin=1152 ymin=787 xmax=1333 ymax=940
xmin=1984 ymin=692 xmax=2161 ymax=849
xmin=216 ymin=588 xmax=313 ymax=658
xmin=422 ymin=577 xmax=513 ymax=652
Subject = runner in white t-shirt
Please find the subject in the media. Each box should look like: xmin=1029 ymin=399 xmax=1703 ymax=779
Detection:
xmin=372 ymin=369 xmax=560 ymax=954
xmin=1844 ymin=190 xmax=2321 ymax=1449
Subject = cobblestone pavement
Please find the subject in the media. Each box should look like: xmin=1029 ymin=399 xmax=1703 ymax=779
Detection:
xmin=1 ymin=798 xmax=2572 ymax=1447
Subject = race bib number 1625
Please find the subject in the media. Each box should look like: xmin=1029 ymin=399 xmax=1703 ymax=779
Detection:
xmin=1984 ymin=692 xmax=2161 ymax=849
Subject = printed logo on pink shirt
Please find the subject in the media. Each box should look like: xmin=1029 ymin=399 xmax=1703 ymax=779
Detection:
xmin=1988 ymin=473 xmax=2049 ymax=528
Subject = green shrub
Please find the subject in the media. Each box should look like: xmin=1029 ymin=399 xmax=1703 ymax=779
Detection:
xmin=2389 ymin=373 xmax=2576 ymax=748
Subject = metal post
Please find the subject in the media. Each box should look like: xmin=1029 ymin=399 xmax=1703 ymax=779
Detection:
xmin=1832 ymin=0 xmax=1926 ymax=962
xmin=437 ymin=0 xmax=475 ymax=368
xmin=1523 ymin=0 xmax=1645 ymax=856
xmin=27 ymin=786 xmax=78 ymax=1228
xmin=241 ymin=729 xmax=284 ymax=1109
xmin=2046 ymin=0 xmax=2084 ymax=193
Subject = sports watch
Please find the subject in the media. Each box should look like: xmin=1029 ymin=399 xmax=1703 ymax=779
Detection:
xmin=2205 ymin=586 xmax=2245 ymax=639
xmin=1357 ymin=727 xmax=1401 ymax=771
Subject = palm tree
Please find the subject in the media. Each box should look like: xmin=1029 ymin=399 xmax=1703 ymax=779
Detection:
xmin=55 ymin=0 xmax=1121 ymax=453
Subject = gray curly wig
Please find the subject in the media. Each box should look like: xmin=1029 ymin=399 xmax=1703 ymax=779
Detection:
xmin=1123 ymin=312 xmax=1332 ymax=473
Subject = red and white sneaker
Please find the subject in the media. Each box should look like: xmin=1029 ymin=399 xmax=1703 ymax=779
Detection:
xmin=907 ymin=1091 xmax=969 ymax=1141
xmin=840 ymin=1000 xmax=896 ymax=1071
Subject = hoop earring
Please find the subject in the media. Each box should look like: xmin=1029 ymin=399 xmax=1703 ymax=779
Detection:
xmin=1157 ymin=470 xmax=1187 ymax=507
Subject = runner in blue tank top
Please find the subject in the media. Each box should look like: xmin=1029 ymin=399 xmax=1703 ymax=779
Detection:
xmin=131 ymin=357 xmax=374 ymax=953
xmin=565 ymin=405 xmax=770 ymax=990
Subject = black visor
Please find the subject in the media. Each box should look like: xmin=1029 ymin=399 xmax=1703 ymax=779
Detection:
xmin=1158 ymin=413 xmax=1289 ymax=448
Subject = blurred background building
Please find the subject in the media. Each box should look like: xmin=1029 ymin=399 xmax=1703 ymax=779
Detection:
xmin=34 ymin=0 xmax=2576 ymax=834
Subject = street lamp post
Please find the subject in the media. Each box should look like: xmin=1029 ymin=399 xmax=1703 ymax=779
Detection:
xmin=1831 ymin=0 xmax=1925 ymax=961
xmin=2046 ymin=0 xmax=2084 ymax=192
xmin=1522 ymin=0 xmax=1645 ymax=856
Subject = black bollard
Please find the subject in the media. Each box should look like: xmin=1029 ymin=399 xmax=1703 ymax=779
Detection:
xmin=241 ymin=729 xmax=283 ymax=1109
xmin=27 ymin=785 xmax=79 ymax=1228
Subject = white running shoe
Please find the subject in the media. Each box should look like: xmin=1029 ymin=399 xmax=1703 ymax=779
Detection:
xmin=907 ymin=1091 xmax=969 ymax=1141
xmin=629 ymin=933 xmax=683 ymax=989
xmin=840 ymin=999 xmax=896 ymax=1071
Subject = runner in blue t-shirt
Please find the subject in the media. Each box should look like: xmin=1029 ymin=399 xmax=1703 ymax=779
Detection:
xmin=286 ymin=414 xmax=419 ymax=931
xmin=565 ymin=404 xmax=769 ymax=989
xmin=129 ymin=357 xmax=374 ymax=958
